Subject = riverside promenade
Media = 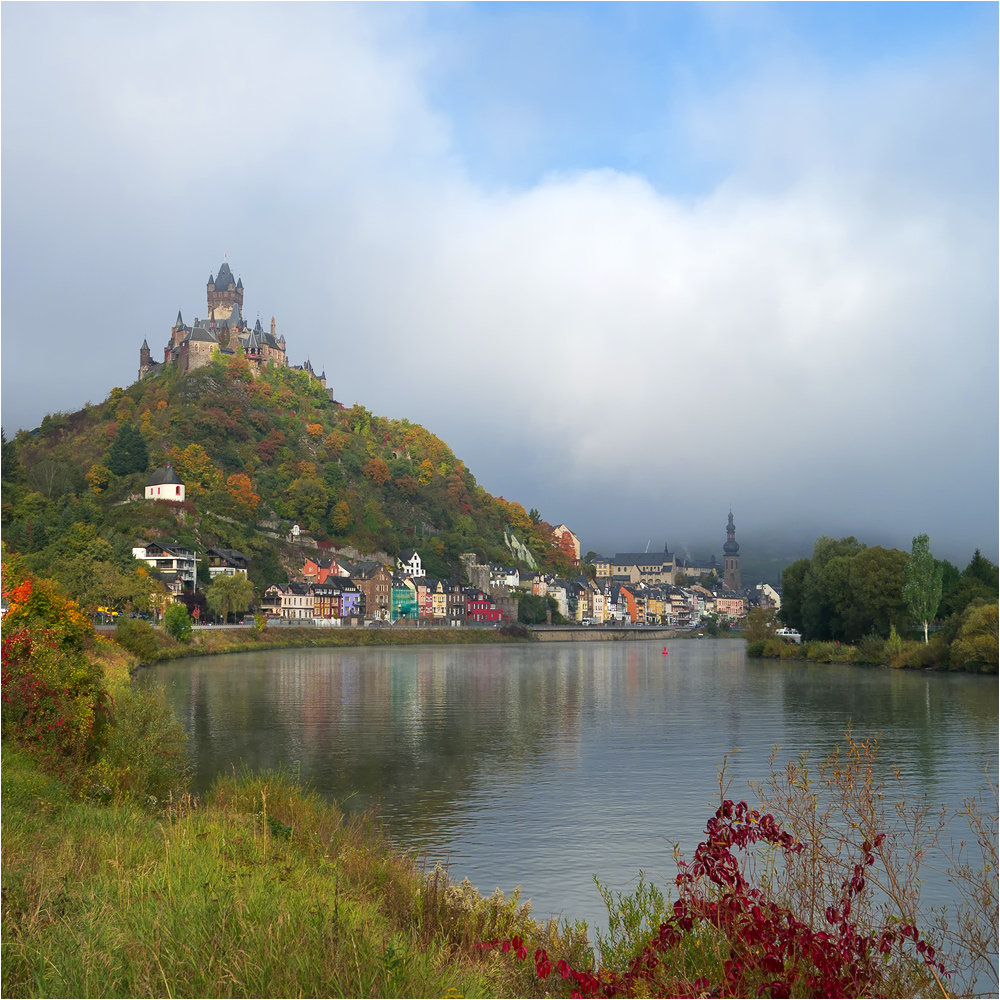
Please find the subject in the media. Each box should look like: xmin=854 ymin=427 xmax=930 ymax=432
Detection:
xmin=528 ymin=625 xmax=681 ymax=642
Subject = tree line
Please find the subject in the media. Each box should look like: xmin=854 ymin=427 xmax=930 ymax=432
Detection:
xmin=780 ymin=534 xmax=997 ymax=654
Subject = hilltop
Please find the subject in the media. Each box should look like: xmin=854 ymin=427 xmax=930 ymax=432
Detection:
xmin=1 ymin=351 xmax=576 ymax=601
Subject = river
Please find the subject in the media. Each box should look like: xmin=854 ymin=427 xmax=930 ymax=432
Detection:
xmin=146 ymin=638 xmax=996 ymax=950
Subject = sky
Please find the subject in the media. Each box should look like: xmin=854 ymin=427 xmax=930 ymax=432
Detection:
xmin=2 ymin=2 xmax=997 ymax=567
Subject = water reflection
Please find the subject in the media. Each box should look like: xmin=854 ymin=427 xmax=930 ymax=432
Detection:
xmin=148 ymin=639 xmax=997 ymax=933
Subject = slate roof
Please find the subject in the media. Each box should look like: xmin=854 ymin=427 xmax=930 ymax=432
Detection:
xmin=146 ymin=464 xmax=184 ymax=487
xmin=186 ymin=327 xmax=219 ymax=344
xmin=614 ymin=551 xmax=675 ymax=566
xmin=207 ymin=548 xmax=249 ymax=568
xmin=213 ymin=262 xmax=236 ymax=287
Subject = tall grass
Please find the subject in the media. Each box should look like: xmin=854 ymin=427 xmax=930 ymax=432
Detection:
xmin=1 ymin=750 xmax=587 ymax=999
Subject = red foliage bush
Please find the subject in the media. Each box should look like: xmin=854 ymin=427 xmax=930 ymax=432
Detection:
xmin=1 ymin=563 xmax=110 ymax=771
xmin=480 ymin=800 xmax=948 ymax=998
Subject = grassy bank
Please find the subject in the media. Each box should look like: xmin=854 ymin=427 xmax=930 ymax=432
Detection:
xmin=115 ymin=620 xmax=536 ymax=666
xmin=1 ymin=745 xmax=589 ymax=999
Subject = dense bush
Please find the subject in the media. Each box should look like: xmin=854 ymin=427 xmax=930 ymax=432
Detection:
xmin=1 ymin=566 xmax=110 ymax=772
xmin=857 ymin=632 xmax=886 ymax=665
xmin=950 ymin=602 xmax=999 ymax=672
xmin=163 ymin=603 xmax=192 ymax=642
xmin=114 ymin=618 xmax=161 ymax=663
xmin=92 ymin=686 xmax=189 ymax=803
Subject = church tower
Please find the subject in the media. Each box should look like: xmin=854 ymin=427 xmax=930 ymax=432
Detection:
xmin=723 ymin=510 xmax=741 ymax=592
xmin=206 ymin=262 xmax=244 ymax=322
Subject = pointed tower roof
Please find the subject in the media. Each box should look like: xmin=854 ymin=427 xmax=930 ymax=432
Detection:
xmin=215 ymin=262 xmax=235 ymax=287
xmin=175 ymin=309 xmax=184 ymax=328
xmin=141 ymin=339 xmax=150 ymax=350
xmin=723 ymin=511 xmax=739 ymax=555
xmin=236 ymin=276 xmax=243 ymax=288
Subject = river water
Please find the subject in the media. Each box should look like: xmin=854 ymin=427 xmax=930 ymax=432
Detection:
xmin=146 ymin=639 xmax=996 ymax=942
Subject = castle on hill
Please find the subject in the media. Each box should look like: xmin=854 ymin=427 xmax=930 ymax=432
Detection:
xmin=139 ymin=262 xmax=331 ymax=397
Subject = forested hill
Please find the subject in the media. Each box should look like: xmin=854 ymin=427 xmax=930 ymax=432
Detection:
xmin=1 ymin=352 xmax=576 ymax=592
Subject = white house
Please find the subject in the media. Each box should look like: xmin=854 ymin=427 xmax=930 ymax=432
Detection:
xmin=261 ymin=582 xmax=314 ymax=620
xmin=397 ymin=549 xmax=425 ymax=578
xmin=145 ymin=463 xmax=185 ymax=501
xmin=132 ymin=540 xmax=197 ymax=590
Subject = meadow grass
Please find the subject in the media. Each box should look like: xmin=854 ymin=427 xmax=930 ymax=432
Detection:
xmin=1 ymin=746 xmax=588 ymax=999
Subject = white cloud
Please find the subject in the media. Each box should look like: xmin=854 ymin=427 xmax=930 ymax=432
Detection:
xmin=2 ymin=5 xmax=995 ymax=560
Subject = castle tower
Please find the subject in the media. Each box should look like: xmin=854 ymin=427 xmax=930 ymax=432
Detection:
xmin=206 ymin=262 xmax=244 ymax=322
xmin=723 ymin=511 xmax=741 ymax=592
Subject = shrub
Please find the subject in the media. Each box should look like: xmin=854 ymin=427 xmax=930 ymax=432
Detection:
xmin=745 ymin=639 xmax=767 ymax=658
xmin=92 ymin=685 xmax=189 ymax=803
xmin=484 ymin=797 xmax=948 ymax=998
xmin=1 ymin=566 xmax=110 ymax=774
xmin=163 ymin=603 xmax=192 ymax=643
xmin=114 ymin=618 xmax=161 ymax=664
xmin=762 ymin=638 xmax=801 ymax=659
xmin=857 ymin=632 xmax=886 ymax=665
xmin=950 ymin=603 xmax=999 ymax=672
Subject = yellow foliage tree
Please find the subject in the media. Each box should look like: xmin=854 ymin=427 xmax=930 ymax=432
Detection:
xmin=225 ymin=473 xmax=260 ymax=518
xmin=168 ymin=443 xmax=220 ymax=499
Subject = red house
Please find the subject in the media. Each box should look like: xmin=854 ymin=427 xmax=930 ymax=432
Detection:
xmin=303 ymin=556 xmax=342 ymax=585
xmin=464 ymin=589 xmax=504 ymax=623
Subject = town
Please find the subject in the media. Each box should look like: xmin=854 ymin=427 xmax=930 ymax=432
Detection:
xmin=134 ymin=462 xmax=778 ymax=628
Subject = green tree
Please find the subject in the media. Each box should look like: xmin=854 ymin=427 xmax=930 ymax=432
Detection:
xmin=846 ymin=546 xmax=909 ymax=641
xmin=106 ymin=422 xmax=149 ymax=476
xmin=964 ymin=549 xmax=999 ymax=588
xmin=206 ymin=573 xmax=255 ymax=624
xmin=163 ymin=602 xmax=192 ymax=642
xmin=950 ymin=602 xmax=999 ymax=672
xmin=743 ymin=607 xmax=777 ymax=642
xmin=903 ymin=534 xmax=943 ymax=644
xmin=800 ymin=537 xmax=866 ymax=640
xmin=518 ymin=593 xmax=548 ymax=625
xmin=939 ymin=551 xmax=999 ymax=619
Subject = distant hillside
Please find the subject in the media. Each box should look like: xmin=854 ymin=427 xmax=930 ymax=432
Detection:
xmin=1 ymin=352 xmax=575 ymax=592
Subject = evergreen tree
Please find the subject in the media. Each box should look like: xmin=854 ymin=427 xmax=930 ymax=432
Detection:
xmin=107 ymin=422 xmax=149 ymax=476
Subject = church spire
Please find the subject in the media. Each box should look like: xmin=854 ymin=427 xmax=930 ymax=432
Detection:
xmin=723 ymin=510 xmax=741 ymax=592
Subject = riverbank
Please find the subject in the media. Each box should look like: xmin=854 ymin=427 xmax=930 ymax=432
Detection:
xmin=746 ymin=628 xmax=998 ymax=673
xmin=116 ymin=621 xmax=537 ymax=666
xmin=0 ymin=743 xmax=589 ymax=999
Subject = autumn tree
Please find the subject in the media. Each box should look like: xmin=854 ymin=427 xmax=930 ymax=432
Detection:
xmin=224 ymin=473 xmax=260 ymax=518
xmin=331 ymin=500 xmax=352 ymax=533
xmin=86 ymin=464 xmax=111 ymax=494
xmin=285 ymin=477 xmax=328 ymax=532
xmin=168 ymin=443 xmax=220 ymax=498
xmin=363 ymin=458 xmax=391 ymax=486
xmin=903 ymin=534 xmax=943 ymax=644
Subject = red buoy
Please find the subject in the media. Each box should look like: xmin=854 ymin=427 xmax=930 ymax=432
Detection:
xmin=662 ymin=647 xmax=668 ymax=655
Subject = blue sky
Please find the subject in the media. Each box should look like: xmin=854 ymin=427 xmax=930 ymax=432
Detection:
xmin=2 ymin=3 xmax=997 ymax=564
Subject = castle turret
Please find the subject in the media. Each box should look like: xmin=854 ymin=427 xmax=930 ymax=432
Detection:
xmin=206 ymin=261 xmax=243 ymax=321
